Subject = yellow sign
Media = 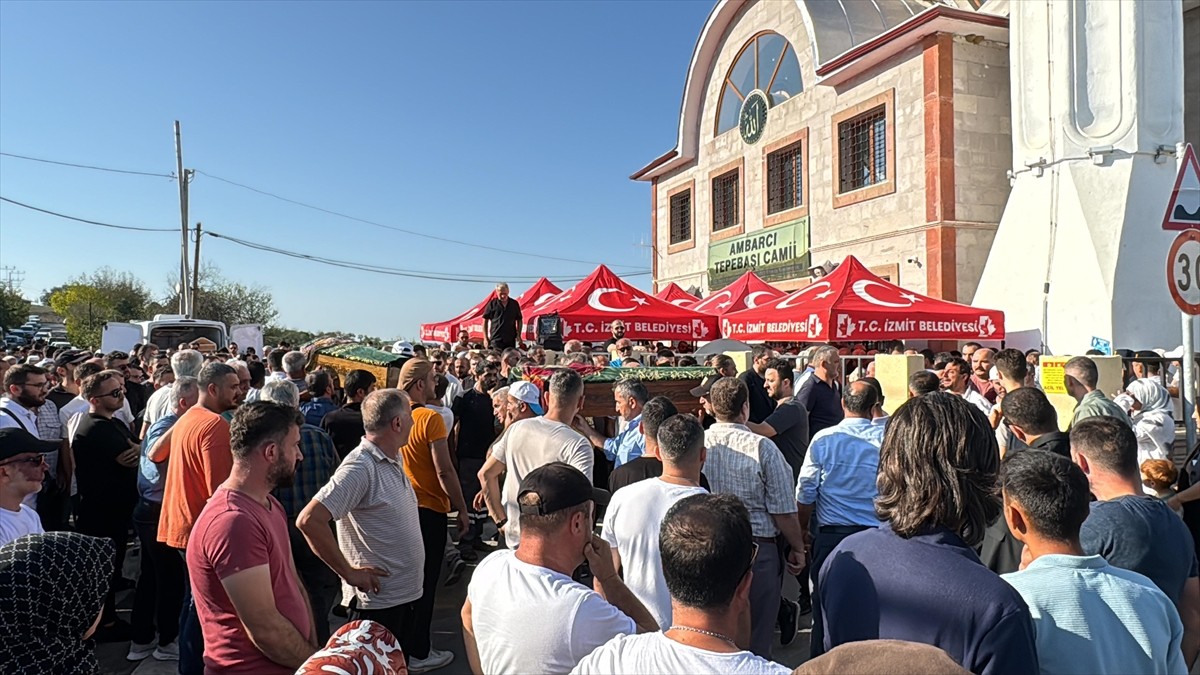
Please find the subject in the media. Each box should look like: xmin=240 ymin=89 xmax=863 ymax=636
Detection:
xmin=1039 ymin=357 xmax=1069 ymax=395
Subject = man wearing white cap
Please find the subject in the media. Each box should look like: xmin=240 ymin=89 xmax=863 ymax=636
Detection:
xmin=506 ymin=381 xmax=544 ymax=423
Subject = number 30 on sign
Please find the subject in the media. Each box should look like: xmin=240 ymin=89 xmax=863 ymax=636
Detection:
xmin=1169 ymin=230 xmax=1200 ymax=315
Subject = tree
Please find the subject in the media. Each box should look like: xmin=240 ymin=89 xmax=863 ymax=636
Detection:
xmin=46 ymin=269 xmax=155 ymax=348
xmin=162 ymin=263 xmax=279 ymax=328
xmin=0 ymin=287 xmax=31 ymax=330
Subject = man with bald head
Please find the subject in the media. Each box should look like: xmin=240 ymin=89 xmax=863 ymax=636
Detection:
xmin=970 ymin=348 xmax=998 ymax=404
xmin=796 ymin=379 xmax=886 ymax=657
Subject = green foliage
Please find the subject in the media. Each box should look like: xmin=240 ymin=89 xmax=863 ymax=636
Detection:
xmin=161 ymin=263 xmax=279 ymax=328
xmin=46 ymin=269 xmax=155 ymax=348
xmin=0 ymin=287 xmax=31 ymax=330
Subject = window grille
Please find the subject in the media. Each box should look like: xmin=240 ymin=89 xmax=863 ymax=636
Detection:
xmin=837 ymin=106 xmax=888 ymax=193
xmin=767 ymin=141 xmax=803 ymax=214
xmin=712 ymin=170 xmax=740 ymax=231
xmin=669 ymin=190 xmax=692 ymax=244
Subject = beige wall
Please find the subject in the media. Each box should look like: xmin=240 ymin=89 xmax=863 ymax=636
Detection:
xmin=654 ymin=0 xmax=928 ymax=294
xmin=652 ymin=1 xmax=1016 ymax=307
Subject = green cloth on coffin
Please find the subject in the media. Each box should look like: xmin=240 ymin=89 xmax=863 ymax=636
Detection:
xmin=511 ymin=365 xmax=717 ymax=384
xmin=312 ymin=343 xmax=407 ymax=368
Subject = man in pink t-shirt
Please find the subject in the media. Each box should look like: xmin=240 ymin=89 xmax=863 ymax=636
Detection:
xmin=187 ymin=401 xmax=316 ymax=674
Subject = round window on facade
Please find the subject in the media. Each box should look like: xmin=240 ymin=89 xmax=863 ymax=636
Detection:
xmin=716 ymin=32 xmax=803 ymax=136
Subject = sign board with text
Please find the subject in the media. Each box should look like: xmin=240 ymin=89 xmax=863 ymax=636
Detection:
xmin=1039 ymin=357 xmax=1069 ymax=395
xmin=707 ymin=217 xmax=810 ymax=289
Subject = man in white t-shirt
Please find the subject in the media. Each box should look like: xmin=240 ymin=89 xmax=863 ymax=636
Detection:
xmin=477 ymin=369 xmax=594 ymax=549
xmin=573 ymin=493 xmax=790 ymax=674
xmin=0 ymin=428 xmax=58 ymax=547
xmin=463 ymin=462 xmax=657 ymax=674
xmin=602 ymin=414 xmax=707 ymax=628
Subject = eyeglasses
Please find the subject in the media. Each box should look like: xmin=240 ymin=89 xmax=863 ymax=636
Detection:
xmin=21 ymin=381 xmax=49 ymax=390
xmin=99 ymin=388 xmax=125 ymax=399
xmin=618 ymin=346 xmax=632 ymax=353
xmin=0 ymin=454 xmax=45 ymax=468
xmin=742 ymin=542 xmax=760 ymax=579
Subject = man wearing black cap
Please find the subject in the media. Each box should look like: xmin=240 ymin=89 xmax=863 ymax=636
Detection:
xmin=690 ymin=373 xmax=721 ymax=430
xmin=0 ymin=427 xmax=58 ymax=547
xmin=462 ymin=462 xmax=657 ymax=674
xmin=46 ymin=350 xmax=89 ymax=411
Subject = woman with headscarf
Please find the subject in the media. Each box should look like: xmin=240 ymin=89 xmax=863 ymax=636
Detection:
xmin=0 ymin=532 xmax=114 ymax=674
xmin=1117 ymin=378 xmax=1176 ymax=465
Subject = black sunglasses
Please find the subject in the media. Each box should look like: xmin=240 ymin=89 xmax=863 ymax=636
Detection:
xmin=99 ymin=388 xmax=125 ymax=399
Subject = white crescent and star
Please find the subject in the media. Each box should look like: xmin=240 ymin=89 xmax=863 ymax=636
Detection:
xmin=853 ymin=280 xmax=918 ymax=308
xmin=696 ymin=290 xmax=732 ymax=312
xmin=745 ymin=291 xmax=775 ymax=308
xmin=670 ymin=298 xmax=693 ymax=307
xmin=777 ymin=281 xmax=830 ymax=309
xmin=587 ymin=288 xmax=646 ymax=313
xmin=532 ymin=293 xmax=557 ymax=307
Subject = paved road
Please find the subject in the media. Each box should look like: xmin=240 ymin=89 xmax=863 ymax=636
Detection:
xmin=98 ymin=542 xmax=811 ymax=674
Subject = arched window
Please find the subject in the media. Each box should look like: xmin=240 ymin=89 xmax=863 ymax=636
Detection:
xmin=716 ymin=32 xmax=803 ymax=135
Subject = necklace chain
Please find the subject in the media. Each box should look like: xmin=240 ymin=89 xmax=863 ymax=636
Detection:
xmin=667 ymin=625 xmax=737 ymax=647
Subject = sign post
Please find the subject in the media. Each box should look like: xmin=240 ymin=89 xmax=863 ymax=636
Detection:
xmin=1165 ymin=142 xmax=1200 ymax=450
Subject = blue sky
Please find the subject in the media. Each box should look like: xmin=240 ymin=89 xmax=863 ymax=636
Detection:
xmin=0 ymin=0 xmax=711 ymax=339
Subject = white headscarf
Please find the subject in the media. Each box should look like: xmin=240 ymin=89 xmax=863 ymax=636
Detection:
xmin=1127 ymin=379 xmax=1172 ymax=418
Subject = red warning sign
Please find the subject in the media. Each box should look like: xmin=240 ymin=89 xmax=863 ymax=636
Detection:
xmin=1163 ymin=143 xmax=1200 ymax=231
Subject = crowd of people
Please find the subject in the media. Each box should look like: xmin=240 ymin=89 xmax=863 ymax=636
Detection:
xmin=0 ymin=311 xmax=1194 ymax=675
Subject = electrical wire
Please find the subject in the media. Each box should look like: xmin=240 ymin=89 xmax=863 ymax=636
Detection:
xmin=0 ymin=195 xmax=649 ymax=284
xmin=0 ymin=151 xmax=175 ymax=179
xmin=204 ymin=230 xmax=648 ymax=284
xmin=0 ymin=196 xmax=178 ymax=232
xmin=193 ymin=169 xmax=648 ymax=270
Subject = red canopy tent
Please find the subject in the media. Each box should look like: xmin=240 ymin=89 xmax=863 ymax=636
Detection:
xmin=530 ymin=265 xmax=719 ymax=342
xmin=418 ymin=278 xmax=563 ymax=343
xmin=721 ymin=256 xmax=1005 ymax=342
xmin=690 ymin=271 xmax=785 ymax=317
xmin=655 ymin=282 xmax=700 ymax=308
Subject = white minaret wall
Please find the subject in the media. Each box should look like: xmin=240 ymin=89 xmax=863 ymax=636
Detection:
xmin=974 ymin=0 xmax=1187 ymax=353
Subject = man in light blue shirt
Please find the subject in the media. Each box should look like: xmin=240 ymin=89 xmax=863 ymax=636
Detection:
xmin=796 ymin=380 xmax=885 ymax=658
xmin=1000 ymin=449 xmax=1186 ymax=675
xmin=576 ymin=380 xmax=647 ymax=468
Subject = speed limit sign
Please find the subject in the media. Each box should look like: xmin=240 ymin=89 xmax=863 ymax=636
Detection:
xmin=1168 ymin=230 xmax=1200 ymax=315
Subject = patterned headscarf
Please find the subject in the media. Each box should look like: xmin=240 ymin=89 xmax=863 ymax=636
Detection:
xmin=296 ymin=620 xmax=407 ymax=675
xmin=0 ymin=533 xmax=114 ymax=674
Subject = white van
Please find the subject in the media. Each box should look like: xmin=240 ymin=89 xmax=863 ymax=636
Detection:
xmin=101 ymin=315 xmax=262 ymax=355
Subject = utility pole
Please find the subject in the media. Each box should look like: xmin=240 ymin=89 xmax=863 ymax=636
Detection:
xmin=175 ymin=121 xmax=191 ymax=317
xmin=0 ymin=266 xmax=24 ymax=295
xmin=192 ymin=222 xmax=203 ymax=317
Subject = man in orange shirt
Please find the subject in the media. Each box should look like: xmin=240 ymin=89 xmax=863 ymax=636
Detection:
xmin=153 ymin=361 xmax=241 ymax=675
xmin=399 ymin=358 xmax=469 ymax=669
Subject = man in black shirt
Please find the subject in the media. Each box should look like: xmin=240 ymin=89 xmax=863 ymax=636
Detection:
xmin=739 ymin=345 xmax=776 ymax=424
xmin=482 ymin=282 xmax=522 ymax=351
xmin=46 ymin=349 xmax=89 ymax=411
xmin=320 ymin=369 xmax=376 ymax=460
xmin=609 ymin=396 xmax=709 ymax=493
xmin=72 ymin=369 xmax=140 ymax=641
xmin=452 ymin=362 xmax=500 ymax=555
xmin=603 ymin=320 xmax=627 ymax=349
xmin=748 ymin=358 xmax=809 ymax=480
xmin=795 ymin=345 xmax=844 ymax=438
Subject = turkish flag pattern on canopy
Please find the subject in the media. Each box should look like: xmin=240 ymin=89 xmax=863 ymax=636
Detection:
xmin=516 ymin=278 xmax=564 ymax=339
xmin=530 ymin=265 xmax=719 ymax=341
xmin=720 ymin=256 xmax=1005 ymax=342
xmin=690 ymin=271 xmax=785 ymax=317
xmin=655 ymin=282 xmax=700 ymax=308
xmin=419 ymin=277 xmax=563 ymax=343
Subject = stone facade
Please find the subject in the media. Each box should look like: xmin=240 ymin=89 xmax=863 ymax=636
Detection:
xmin=641 ymin=0 xmax=1013 ymax=306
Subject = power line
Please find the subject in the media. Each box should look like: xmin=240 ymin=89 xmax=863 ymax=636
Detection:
xmin=0 ymin=151 xmax=175 ymax=179
xmin=0 ymin=196 xmax=178 ymax=232
xmin=193 ymin=169 xmax=648 ymax=270
xmin=0 ymin=195 xmax=649 ymax=284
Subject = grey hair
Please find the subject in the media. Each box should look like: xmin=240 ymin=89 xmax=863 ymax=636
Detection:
xmin=363 ymin=389 xmax=411 ymax=432
xmin=811 ymin=345 xmax=839 ymax=367
xmin=171 ymin=349 xmax=205 ymax=378
xmin=491 ymin=386 xmax=510 ymax=401
xmin=282 ymin=351 xmax=307 ymax=376
xmin=225 ymin=359 xmax=249 ymax=374
xmin=169 ymin=376 xmax=200 ymax=409
xmin=613 ymin=379 xmax=649 ymax=405
xmin=260 ymin=379 xmax=300 ymax=409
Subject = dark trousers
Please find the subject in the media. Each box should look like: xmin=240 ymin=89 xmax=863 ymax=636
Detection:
xmin=809 ymin=525 xmax=872 ymax=658
xmin=287 ymin=520 xmax=338 ymax=643
xmin=131 ymin=499 xmax=184 ymax=646
xmin=457 ymin=457 xmax=486 ymax=545
xmin=76 ymin=505 xmax=133 ymax=624
xmin=348 ymin=600 xmax=419 ymax=665
xmin=177 ymin=549 xmax=204 ymax=675
xmin=37 ymin=481 xmax=71 ymax=531
xmin=411 ymin=507 xmax=447 ymax=660
xmin=748 ymin=538 xmax=782 ymax=658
